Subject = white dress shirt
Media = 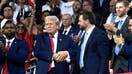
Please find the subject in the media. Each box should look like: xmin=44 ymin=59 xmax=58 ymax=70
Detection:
xmin=106 ymin=13 xmax=119 ymax=24
xmin=5 ymin=37 xmax=15 ymax=47
xmin=63 ymin=25 xmax=72 ymax=35
xmin=51 ymin=32 xmax=70 ymax=68
xmin=79 ymin=25 xmax=95 ymax=68
xmin=51 ymin=32 xmax=58 ymax=68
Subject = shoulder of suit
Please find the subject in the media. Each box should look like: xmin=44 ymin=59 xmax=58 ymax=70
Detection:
xmin=94 ymin=27 xmax=106 ymax=34
xmin=15 ymin=38 xmax=26 ymax=42
xmin=37 ymin=32 xmax=48 ymax=36
xmin=59 ymin=33 xmax=71 ymax=39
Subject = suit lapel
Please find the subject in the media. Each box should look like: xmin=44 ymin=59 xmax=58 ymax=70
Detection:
xmin=56 ymin=33 xmax=63 ymax=52
xmin=9 ymin=38 xmax=18 ymax=52
xmin=43 ymin=33 xmax=52 ymax=51
xmin=84 ymin=27 xmax=96 ymax=56
xmin=115 ymin=16 xmax=129 ymax=30
xmin=68 ymin=27 xmax=73 ymax=36
xmin=120 ymin=16 xmax=129 ymax=31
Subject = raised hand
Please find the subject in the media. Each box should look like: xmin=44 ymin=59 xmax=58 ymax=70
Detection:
xmin=113 ymin=34 xmax=125 ymax=46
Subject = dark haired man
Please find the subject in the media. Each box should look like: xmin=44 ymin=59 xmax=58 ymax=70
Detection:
xmin=72 ymin=11 xmax=110 ymax=74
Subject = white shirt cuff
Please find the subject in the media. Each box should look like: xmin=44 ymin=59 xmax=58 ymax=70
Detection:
xmin=65 ymin=51 xmax=70 ymax=63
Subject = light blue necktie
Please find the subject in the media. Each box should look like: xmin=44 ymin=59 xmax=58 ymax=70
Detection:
xmin=114 ymin=45 xmax=120 ymax=55
xmin=100 ymin=0 xmax=103 ymax=7
xmin=111 ymin=13 xmax=115 ymax=23
xmin=79 ymin=32 xmax=88 ymax=68
xmin=117 ymin=20 xmax=123 ymax=30
xmin=115 ymin=20 xmax=123 ymax=55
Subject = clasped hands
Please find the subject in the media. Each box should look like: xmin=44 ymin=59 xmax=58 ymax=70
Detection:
xmin=53 ymin=51 xmax=68 ymax=62
xmin=113 ymin=34 xmax=125 ymax=46
xmin=104 ymin=23 xmax=118 ymax=33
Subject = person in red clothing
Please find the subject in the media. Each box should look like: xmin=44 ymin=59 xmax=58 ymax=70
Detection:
xmin=16 ymin=22 xmax=27 ymax=39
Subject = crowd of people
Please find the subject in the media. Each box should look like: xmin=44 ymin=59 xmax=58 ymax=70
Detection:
xmin=0 ymin=0 xmax=132 ymax=74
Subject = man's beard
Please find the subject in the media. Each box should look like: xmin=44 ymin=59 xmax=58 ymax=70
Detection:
xmin=4 ymin=33 xmax=15 ymax=40
xmin=80 ymin=25 xmax=86 ymax=31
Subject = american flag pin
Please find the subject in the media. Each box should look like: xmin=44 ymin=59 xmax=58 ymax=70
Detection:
xmin=59 ymin=39 xmax=62 ymax=42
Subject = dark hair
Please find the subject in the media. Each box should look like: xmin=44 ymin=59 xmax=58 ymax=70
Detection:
xmin=16 ymin=22 xmax=26 ymax=29
xmin=116 ymin=0 xmax=129 ymax=7
xmin=80 ymin=11 xmax=96 ymax=25
xmin=1 ymin=3 xmax=13 ymax=15
xmin=82 ymin=0 xmax=93 ymax=7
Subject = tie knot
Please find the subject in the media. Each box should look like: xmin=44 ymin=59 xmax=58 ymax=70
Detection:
xmin=50 ymin=34 xmax=54 ymax=38
xmin=63 ymin=30 xmax=67 ymax=35
xmin=7 ymin=41 xmax=10 ymax=44
xmin=119 ymin=20 xmax=123 ymax=23
xmin=85 ymin=32 xmax=88 ymax=35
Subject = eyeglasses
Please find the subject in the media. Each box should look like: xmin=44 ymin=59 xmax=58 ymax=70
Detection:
xmin=16 ymin=26 xmax=25 ymax=29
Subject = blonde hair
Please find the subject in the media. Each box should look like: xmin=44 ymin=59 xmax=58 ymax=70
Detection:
xmin=45 ymin=16 xmax=59 ymax=25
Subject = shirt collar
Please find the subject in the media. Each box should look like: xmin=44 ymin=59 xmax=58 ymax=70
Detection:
xmin=53 ymin=32 xmax=58 ymax=39
xmin=64 ymin=25 xmax=72 ymax=33
xmin=6 ymin=37 xmax=15 ymax=43
xmin=119 ymin=15 xmax=128 ymax=22
xmin=85 ymin=25 xmax=95 ymax=34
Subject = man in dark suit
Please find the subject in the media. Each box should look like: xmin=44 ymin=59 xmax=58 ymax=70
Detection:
xmin=72 ymin=11 xmax=110 ymax=74
xmin=104 ymin=1 xmax=132 ymax=73
xmin=110 ymin=16 xmax=132 ymax=73
xmin=112 ymin=33 xmax=130 ymax=73
xmin=34 ymin=16 xmax=76 ymax=74
xmin=0 ymin=19 xmax=29 ymax=74
xmin=60 ymin=14 xmax=79 ymax=37
xmin=104 ymin=0 xmax=132 ymax=43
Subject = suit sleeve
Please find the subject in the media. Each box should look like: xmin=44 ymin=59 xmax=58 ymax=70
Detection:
xmin=7 ymin=40 xmax=29 ymax=64
xmin=97 ymin=32 xmax=110 ymax=74
xmin=120 ymin=44 xmax=132 ymax=57
xmin=33 ymin=34 xmax=53 ymax=62
xmin=67 ymin=37 xmax=78 ymax=63
xmin=121 ymin=21 xmax=132 ymax=42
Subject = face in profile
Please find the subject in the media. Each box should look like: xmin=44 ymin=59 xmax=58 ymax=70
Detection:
xmin=78 ymin=15 xmax=86 ymax=30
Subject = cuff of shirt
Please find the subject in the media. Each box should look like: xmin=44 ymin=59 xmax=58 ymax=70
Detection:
xmin=107 ymin=34 xmax=112 ymax=40
xmin=120 ymin=43 xmax=124 ymax=49
xmin=65 ymin=51 xmax=70 ymax=63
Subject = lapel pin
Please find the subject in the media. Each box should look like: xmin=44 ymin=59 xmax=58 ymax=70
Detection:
xmin=59 ymin=39 xmax=62 ymax=42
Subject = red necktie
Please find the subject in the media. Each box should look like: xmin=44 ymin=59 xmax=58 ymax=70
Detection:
xmin=48 ymin=35 xmax=54 ymax=71
xmin=3 ymin=41 xmax=10 ymax=74
xmin=50 ymin=35 xmax=54 ymax=52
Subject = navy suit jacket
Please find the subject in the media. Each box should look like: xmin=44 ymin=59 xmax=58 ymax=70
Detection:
xmin=0 ymin=37 xmax=29 ymax=74
xmin=120 ymin=43 xmax=132 ymax=72
xmin=67 ymin=26 xmax=79 ymax=37
xmin=72 ymin=27 xmax=110 ymax=74
xmin=60 ymin=26 xmax=80 ymax=37
xmin=34 ymin=32 xmax=76 ymax=74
